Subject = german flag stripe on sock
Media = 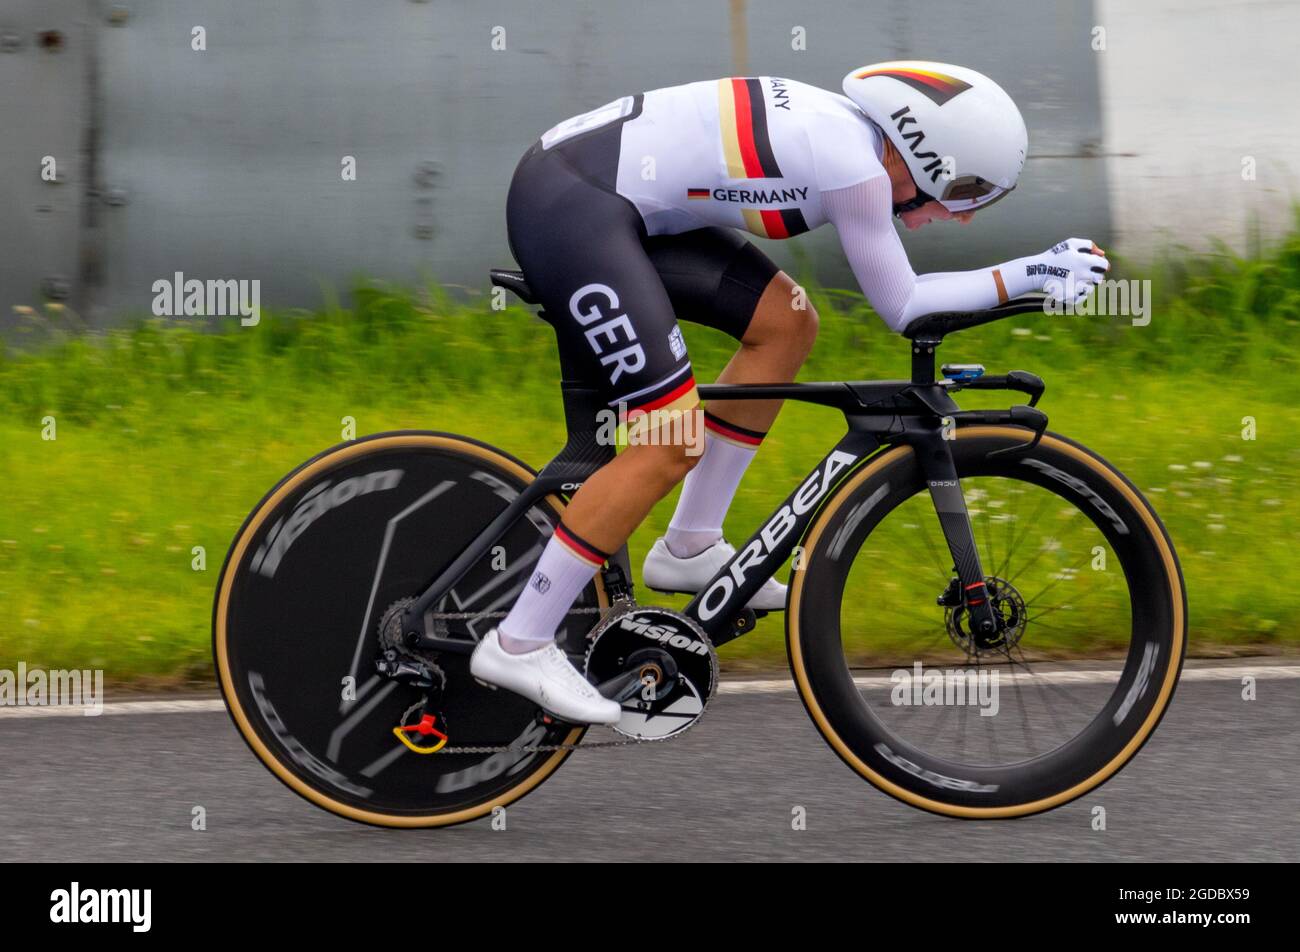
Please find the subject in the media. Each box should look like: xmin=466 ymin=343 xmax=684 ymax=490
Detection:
xmin=718 ymin=78 xmax=783 ymax=179
xmin=704 ymin=410 xmax=766 ymax=448
xmin=554 ymin=522 xmax=609 ymax=568
xmin=741 ymin=206 xmax=809 ymax=239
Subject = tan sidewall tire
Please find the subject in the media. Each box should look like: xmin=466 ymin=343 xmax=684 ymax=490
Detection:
xmin=786 ymin=426 xmax=1186 ymax=819
xmin=214 ymin=432 xmax=602 ymax=828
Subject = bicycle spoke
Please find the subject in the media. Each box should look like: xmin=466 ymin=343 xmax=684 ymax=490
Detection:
xmin=992 ymin=490 xmax=1055 ymax=582
xmin=914 ymin=693 xmax=956 ymax=750
xmin=1026 ymin=671 xmax=1072 ymax=746
xmin=899 ymin=514 xmax=958 ymax=584
xmin=1010 ymin=673 xmax=1037 ymax=758
xmin=1021 ymin=548 xmax=1098 ymax=612
xmin=985 ymin=693 xmax=1000 ymax=763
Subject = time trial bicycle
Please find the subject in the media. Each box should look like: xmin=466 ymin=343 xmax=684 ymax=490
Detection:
xmin=213 ymin=267 xmax=1186 ymax=826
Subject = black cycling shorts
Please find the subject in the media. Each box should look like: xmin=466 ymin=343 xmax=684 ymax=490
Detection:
xmin=506 ymin=105 xmax=779 ymax=427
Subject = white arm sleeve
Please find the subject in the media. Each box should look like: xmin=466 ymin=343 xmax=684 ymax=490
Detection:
xmin=821 ymin=176 xmax=1041 ymax=333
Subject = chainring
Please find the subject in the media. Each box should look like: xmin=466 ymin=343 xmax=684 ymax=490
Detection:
xmin=584 ymin=606 xmax=718 ymax=741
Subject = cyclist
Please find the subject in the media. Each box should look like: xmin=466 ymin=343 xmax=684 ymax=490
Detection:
xmin=471 ymin=60 xmax=1109 ymax=723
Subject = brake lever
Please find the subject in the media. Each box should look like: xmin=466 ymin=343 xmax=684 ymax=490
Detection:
xmin=950 ymin=405 xmax=1049 ymax=458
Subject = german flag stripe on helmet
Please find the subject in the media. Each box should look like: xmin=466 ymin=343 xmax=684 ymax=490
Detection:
xmin=852 ymin=66 xmax=972 ymax=106
xmin=718 ymin=78 xmax=783 ymax=179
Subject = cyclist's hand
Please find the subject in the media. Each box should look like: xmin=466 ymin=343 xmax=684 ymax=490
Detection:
xmin=1039 ymin=238 xmax=1110 ymax=304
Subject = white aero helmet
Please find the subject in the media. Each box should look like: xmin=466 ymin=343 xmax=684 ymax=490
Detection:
xmin=842 ymin=61 xmax=1028 ymax=212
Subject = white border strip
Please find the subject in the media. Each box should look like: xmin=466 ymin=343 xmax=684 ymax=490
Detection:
xmin=0 ymin=665 xmax=1294 ymax=719
xmin=722 ymin=665 xmax=1300 ymax=695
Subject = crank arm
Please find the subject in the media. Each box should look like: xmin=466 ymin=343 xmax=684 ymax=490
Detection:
xmin=595 ymin=669 xmax=645 ymax=703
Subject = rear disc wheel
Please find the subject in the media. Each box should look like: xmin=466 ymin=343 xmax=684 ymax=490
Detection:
xmin=213 ymin=431 xmax=607 ymax=827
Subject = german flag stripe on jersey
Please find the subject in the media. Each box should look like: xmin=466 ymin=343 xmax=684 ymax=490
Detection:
xmin=703 ymin=411 xmax=766 ymax=448
xmin=687 ymin=188 xmax=711 ymax=200
xmin=851 ymin=65 xmax=972 ymax=106
xmin=554 ymin=522 xmax=609 ymax=568
xmin=741 ymin=206 xmax=809 ymax=239
xmin=718 ymin=78 xmax=783 ymax=179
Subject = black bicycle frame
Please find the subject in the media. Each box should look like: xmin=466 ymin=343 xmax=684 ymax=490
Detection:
xmin=399 ymin=338 xmax=1048 ymax=655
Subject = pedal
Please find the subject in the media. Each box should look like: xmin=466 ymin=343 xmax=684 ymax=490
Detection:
xmin=534 ymin=708 xmax=574 ymax=728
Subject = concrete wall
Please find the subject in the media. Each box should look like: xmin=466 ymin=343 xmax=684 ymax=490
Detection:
xmin=1 ymin=0 xmax=1292 ymax=328
xmin=1096 ymin=0 xmax=1300 ymax=256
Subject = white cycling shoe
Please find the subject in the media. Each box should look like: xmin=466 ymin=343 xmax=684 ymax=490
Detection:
xmin=642 ymin=537 xmax=788 ymax=612
xmin=469 ymin=629 xmax=621 ymax=725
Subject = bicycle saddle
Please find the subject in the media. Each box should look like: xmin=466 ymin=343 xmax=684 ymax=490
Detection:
xmin=489 ymin=268 xmax=538 ymax=305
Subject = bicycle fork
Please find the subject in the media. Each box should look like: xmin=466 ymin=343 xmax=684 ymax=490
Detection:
xmin=911 ymin=425 xmax=1001 ymax=638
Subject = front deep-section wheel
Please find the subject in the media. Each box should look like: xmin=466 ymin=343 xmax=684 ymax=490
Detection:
xmin=788 ymin=426 xmax=1186 ymax=819
xmin=213 ymin=431 xmax=607 ymax=827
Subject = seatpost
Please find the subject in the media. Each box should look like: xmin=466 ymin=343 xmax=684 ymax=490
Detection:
xmin=911 ymin=337 xmax=941 ymax=384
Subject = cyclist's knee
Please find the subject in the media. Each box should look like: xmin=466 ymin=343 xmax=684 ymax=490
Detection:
xmin=622 ymin=421 xmax=704 ymax=488
xmin=788 ymin=297 xmax=819 ymax=355
xmin=662 ymin=442 xmax=704 ymax=484
xmin=745 ymin=272 xmax=819 ymax=354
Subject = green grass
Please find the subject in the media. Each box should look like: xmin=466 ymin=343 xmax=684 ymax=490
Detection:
xmin=2 ymin=226 xmax=1299 ymax=684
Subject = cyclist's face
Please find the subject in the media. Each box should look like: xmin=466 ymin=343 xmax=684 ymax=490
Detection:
xmin=899 ymin=200 xmax=976 ymax=231
xmin=883 ymin=141 xmax=976 ymax=230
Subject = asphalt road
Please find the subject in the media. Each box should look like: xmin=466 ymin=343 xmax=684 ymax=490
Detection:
xmin=2 ymin=659 xmax=1296 ymax=862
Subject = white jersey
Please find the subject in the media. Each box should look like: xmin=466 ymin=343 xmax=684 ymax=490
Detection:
xmin=611 ymin=78 xmax=886 ymax=238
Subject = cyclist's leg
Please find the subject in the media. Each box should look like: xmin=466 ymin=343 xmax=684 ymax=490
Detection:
xmin=647 ymin=227 xmax=818 ymax=434
xmin=645 ymin=229 xmax=818 ymax=563
xmin=497 ymin=140 xmax=704 ymax=653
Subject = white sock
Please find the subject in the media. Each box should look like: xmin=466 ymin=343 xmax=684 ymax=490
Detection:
xmin=498 ymin=523 xmax=607 ymax=654
xmin=665 ymin=411 xmax=766 ymax=559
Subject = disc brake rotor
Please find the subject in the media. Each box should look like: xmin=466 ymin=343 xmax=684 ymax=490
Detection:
xmin=945 ymin=576 xmax=1027 ymax=655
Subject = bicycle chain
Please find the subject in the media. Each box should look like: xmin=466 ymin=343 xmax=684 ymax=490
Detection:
xmin=424 ymin=607 xmax=603 ymax=620
xmin=432 ymin=737 xmax=646 ymax=754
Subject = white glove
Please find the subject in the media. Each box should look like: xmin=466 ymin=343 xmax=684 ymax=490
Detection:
xmin=1022 ymin=238 xmax=1110 ymax=304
